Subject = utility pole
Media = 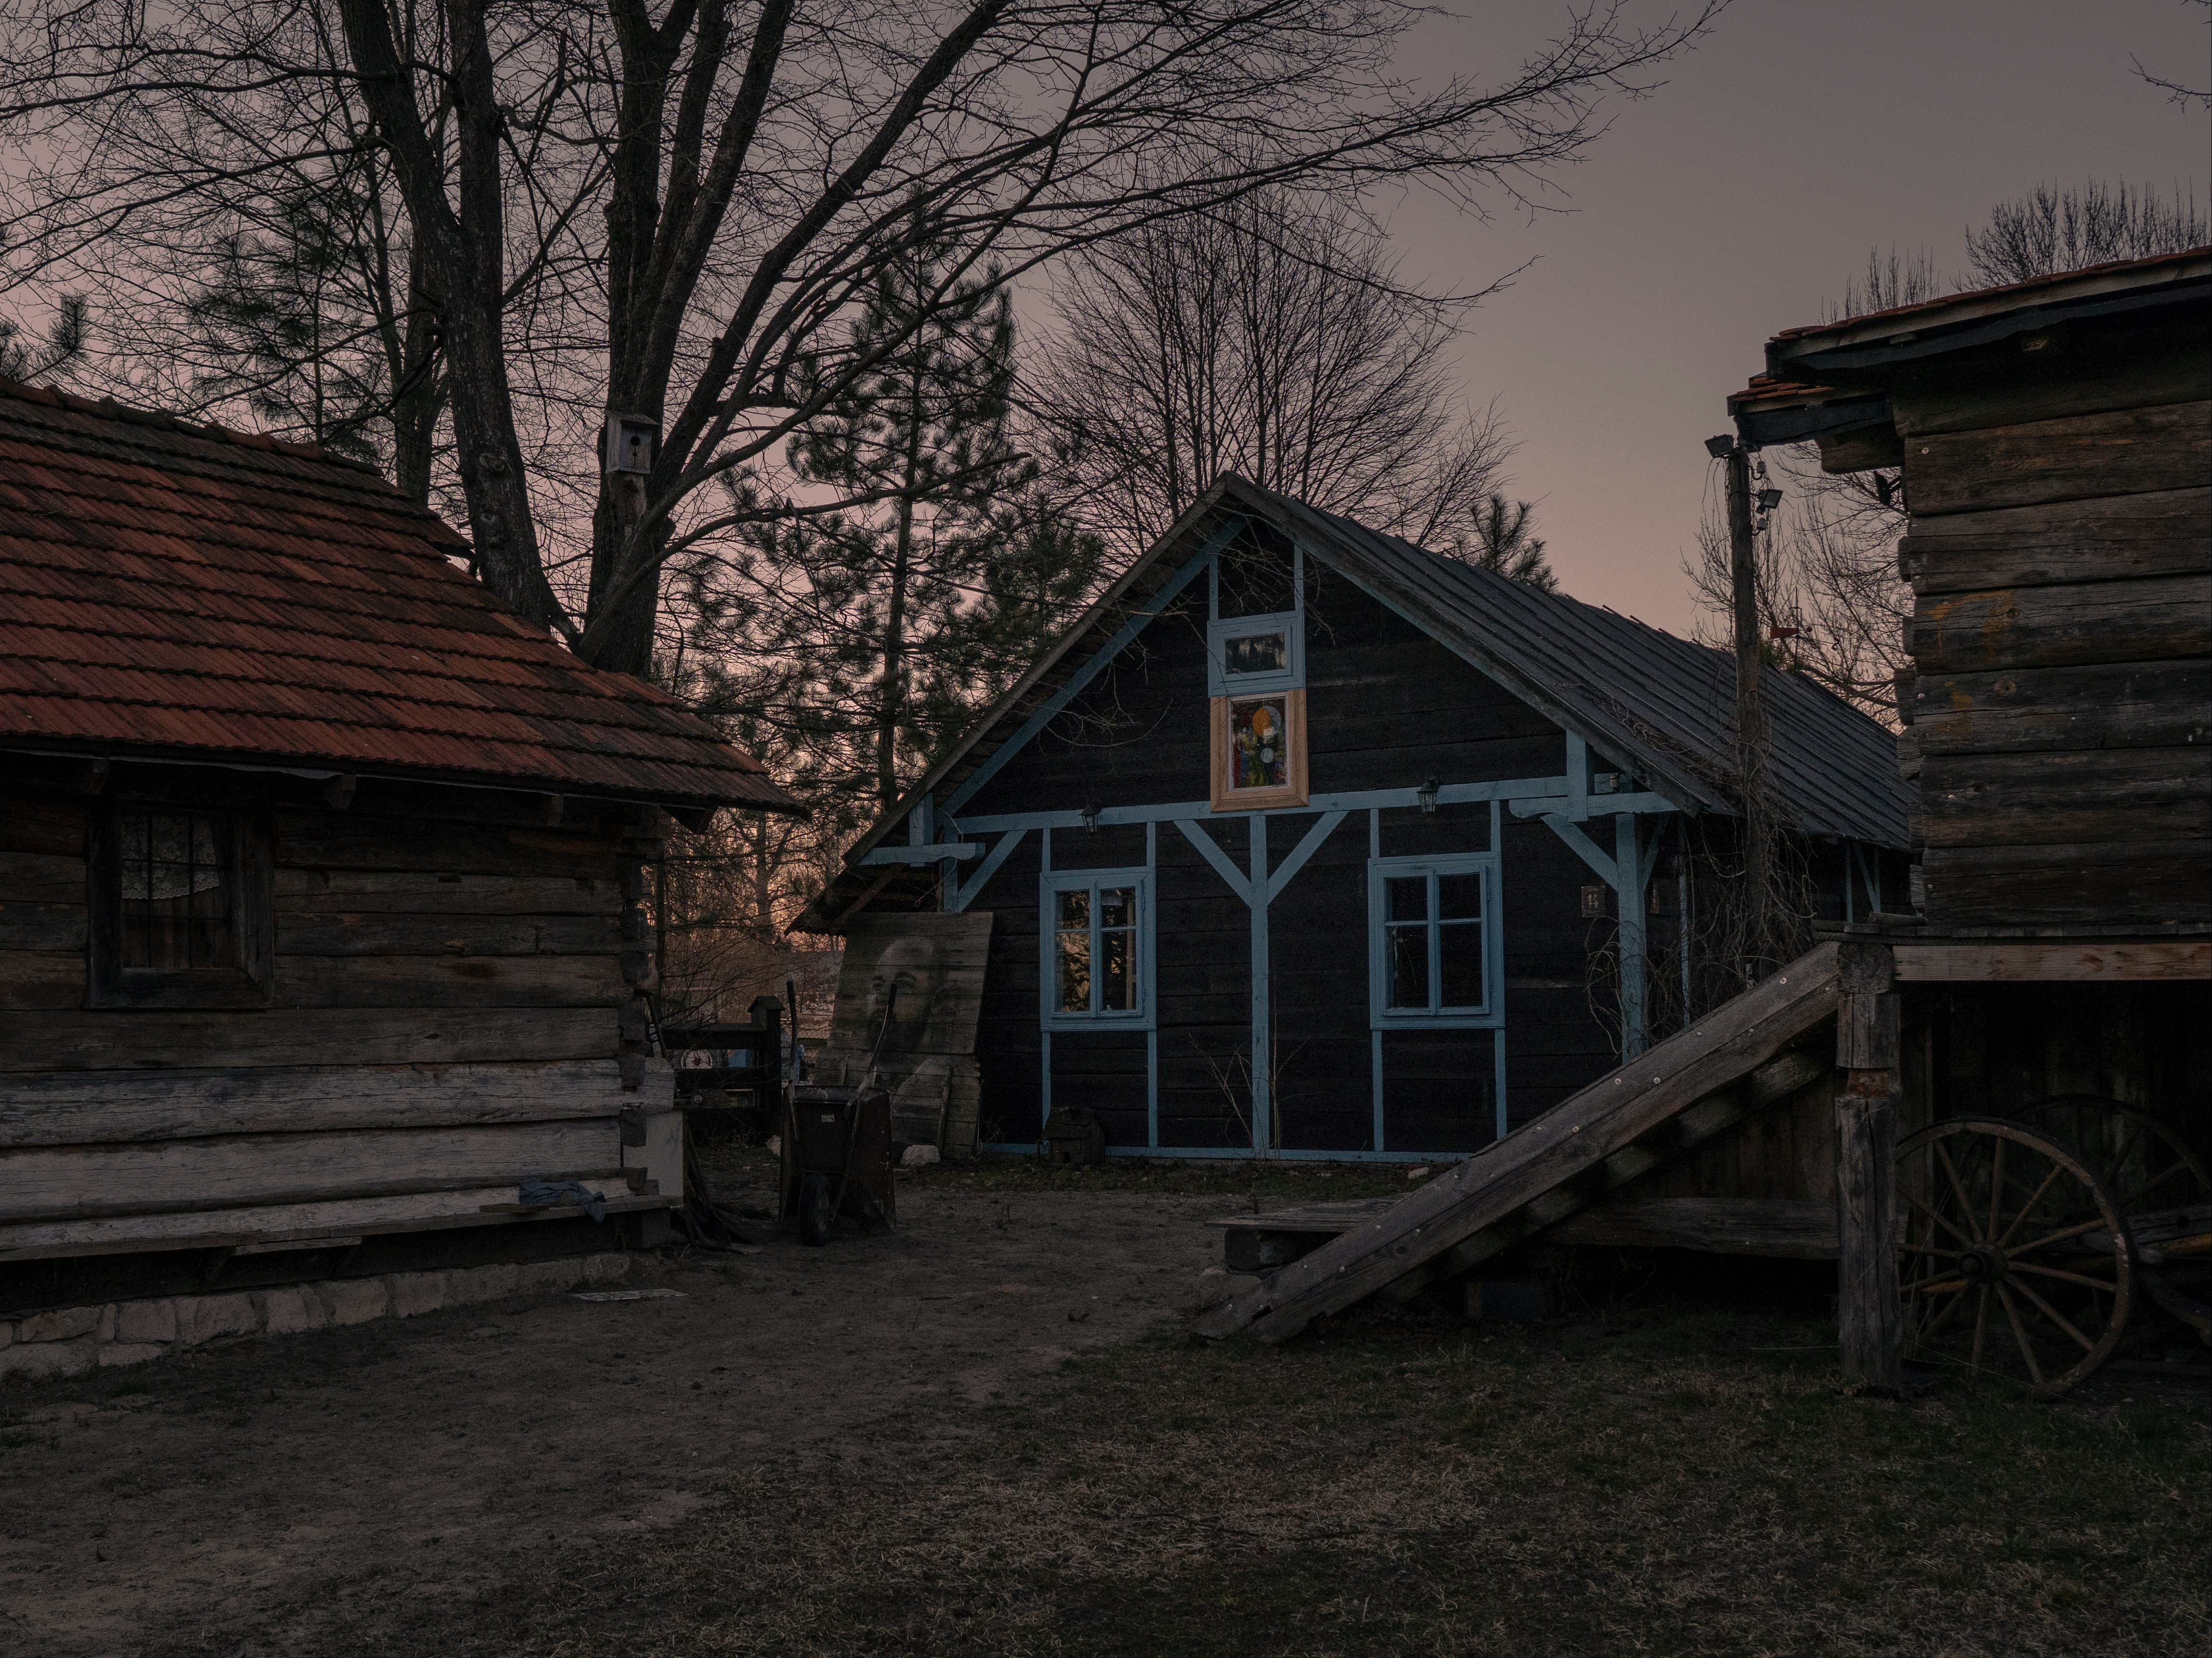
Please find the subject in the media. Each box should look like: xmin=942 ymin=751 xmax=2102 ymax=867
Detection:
xmin=1717 ymin=436 xmax=1773 ymax=979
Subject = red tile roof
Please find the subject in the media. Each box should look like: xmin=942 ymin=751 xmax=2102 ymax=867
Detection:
xmin=0 ymin=378 xmax=799 ymax=812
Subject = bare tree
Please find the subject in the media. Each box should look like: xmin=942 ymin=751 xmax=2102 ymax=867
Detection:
xmin=1963 ymin=180 xmax=2207 ymax=288
xmin=1030 ymin=188 xmax=1514 ymax=555
xmin=1684 ymin=455 xmax=1910 ymax=726
xmin=2 ymin=0 xmax=1718 ymax=676
xmin=2134 ymin=0 xmax=2212 ymax=109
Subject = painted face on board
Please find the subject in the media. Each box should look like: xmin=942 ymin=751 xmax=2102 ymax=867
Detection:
xmin=867 ymin=935 xmax=940 ymax=1054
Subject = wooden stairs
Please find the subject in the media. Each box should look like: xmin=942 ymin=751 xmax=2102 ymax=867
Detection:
xmin=1194 ymin=942 xmax=1846 ymax=1342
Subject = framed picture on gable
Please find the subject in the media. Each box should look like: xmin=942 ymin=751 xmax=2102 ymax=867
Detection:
xmin=1209 ymin=688 xmax=1308 ymax=812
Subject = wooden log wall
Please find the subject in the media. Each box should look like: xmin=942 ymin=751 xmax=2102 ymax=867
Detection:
xmin=0 ymin=783 xmax=656 ymax=1250
xmin=1893 ymin=327 xmax=2211 ymax=929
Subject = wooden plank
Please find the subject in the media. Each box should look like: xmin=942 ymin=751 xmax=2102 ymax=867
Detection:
xmin=274 ymin=814 xmax=629 ymax=878
xmin=1195 ymin=944 xmax=1842 ymax=1342
xmin=1892 ymin=341 xmax=2212 ymax=439
xmin=0 ymin=1006 xmax=619 ymax=1072
xmin=1911 ymin=660 xmax=2211 ymax=755
xmin=1905 ymin=401 xmax=2212 ymax=516
xmin=1898 ymin=487 xmax=2210 ymax=593
xmin=0 ymin=901 xmax=85 ymax=952
xmin=1544 ymin=1197 xmax=1840 ymax=1258
xmin=0 ymin=849 xmax=87 ymax=904
xmin=1911 ymin=575 xmax=2210 ymax=674
xmin=0 ymin=951 xmax=85 ymax=1011
xmin=0 ymin=1119 xmax=627 ymax=1223
xmin=0 ymin=1185 xmax=670 ymax=1260
xmin=0 ymin=795 xmax=85 ymax=857
xmin=0 ymin=1058 xmax=664 ymax=1147
xmin=1893 ymin=941 xmax=2212 ymax=982
xmin=275 ymin=910 xmax=622 ymax=955
xmin=271 ymin=869 xmax=623 ymax=914
xmin=271 ymin=952 xmax=626 ymax=1009
xmin=1919 ymin=747 xmax=2210 ymax=847
xmin=1922 ymin=840 xmax=2212 ymax=930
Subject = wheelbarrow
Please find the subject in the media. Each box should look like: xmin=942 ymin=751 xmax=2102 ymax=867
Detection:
xmin=781 ymin=1084 xmax=897 ymax=1247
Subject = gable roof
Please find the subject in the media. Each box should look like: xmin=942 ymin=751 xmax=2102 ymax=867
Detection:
xmin=800 ymin=476 xmax=1912 ymax=929
xmin=0 ymin=378 xmax=798 ymax=813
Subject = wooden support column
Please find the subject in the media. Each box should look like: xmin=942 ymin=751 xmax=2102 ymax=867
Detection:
xmin=1835 ymin=941 xmax=1903 ymax=1393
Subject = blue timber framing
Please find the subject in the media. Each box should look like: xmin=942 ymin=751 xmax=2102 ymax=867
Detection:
xmin=1512 ymin=799 xmax=1672 ymax=1057
xmin=906 ymin=516 xmax=1697 ymax=1161
xmin=941 ymin=523 xmax=1243 ymax=819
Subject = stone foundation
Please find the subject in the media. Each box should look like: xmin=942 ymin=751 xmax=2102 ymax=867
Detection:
xmin=0 ymin=1252 xmax=634 ymax=1382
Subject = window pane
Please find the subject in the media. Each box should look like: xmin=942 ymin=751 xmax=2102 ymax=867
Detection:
xmin=1224 ymin=629 xmax=1288 ymax=676
xmin=1438 ymin=871 xmax=1482 ymax=920
xmin=1386 ymin=923 xmax=1430 ymax=1010
xmin=1101 ymin=927 xmax=1136 ymax=1011
xmin=1386 ymin=876 xmax=1428 ymax=923
xmin=1439 ymin=919 xmax=1484 ymax=1009
xmin=121 ymin=808 xmax=234 ymax=970
xmin=1228 ymin=696 xmax=1290 ymax=791
xmin=1098 ymin=886 xmax=1133 ymax=929
xmin=1056 ymin=928 xmax=1091 ymax=1013
xmin=1057 ymin=889 xmax=1090 ymax=930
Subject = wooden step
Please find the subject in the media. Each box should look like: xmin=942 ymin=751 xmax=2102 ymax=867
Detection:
xmin=1195 ymin=942 xmax=1844 ymax=1342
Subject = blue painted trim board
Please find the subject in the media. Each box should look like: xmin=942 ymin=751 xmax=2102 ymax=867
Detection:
xmin=957 ymin=774 xmax=1577 ymax=836
xmin=942 ymin=524 xmax=1240 ymax=816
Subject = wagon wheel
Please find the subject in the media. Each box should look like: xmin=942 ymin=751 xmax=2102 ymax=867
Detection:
xmin=2014 ymin=1094 xmax=2210 ymax=1215
xmin=1896 ymin=1118 xmax=2135 ymax=1394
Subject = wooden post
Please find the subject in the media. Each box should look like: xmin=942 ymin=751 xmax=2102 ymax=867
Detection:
xmin=1725 ymin=443 xmax=1772 ymax=968
xmin=1835 ymin=941 xmax=1903 ymax=1393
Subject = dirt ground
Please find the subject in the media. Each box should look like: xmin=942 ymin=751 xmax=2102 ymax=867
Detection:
xmin=5 ymin=1155 xmax=2205 ymax=1658
xmin=0 ymin=1162 xmax=1227 ymax=1656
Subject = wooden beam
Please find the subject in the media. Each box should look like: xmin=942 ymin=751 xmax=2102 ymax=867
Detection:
xmin=1894 ymin=940 xmax=2211 ymax=981
xmin=1545 ymin=1197 xmax=1840 ymax=1258
xmin=1834 ymin=941 xmax=1904 ymax=1394
xmin=1195 ymin=943 xmax=1843 ymax=1342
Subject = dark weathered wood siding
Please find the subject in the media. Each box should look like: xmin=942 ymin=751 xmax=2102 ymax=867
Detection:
xmin=0 ymin=778 xmax=666 ymax=1256
xmin=1894 ymin=327 xmax=2212 ymax=929
xmin=963 ymin=565 xmax=1647 ymax=1153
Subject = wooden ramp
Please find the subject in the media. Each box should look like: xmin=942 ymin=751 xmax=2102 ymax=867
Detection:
xmin=1194 ymin=942 xmax=1845 ymax=1342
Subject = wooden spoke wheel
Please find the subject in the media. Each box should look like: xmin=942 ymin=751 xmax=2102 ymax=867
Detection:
xmin=1896 ymin=1117 xmax=2135 ymax=1394
xmin=2015 ymin=1094 xmax=2210 ymax=1215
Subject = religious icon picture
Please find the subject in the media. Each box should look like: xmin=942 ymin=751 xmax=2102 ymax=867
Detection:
xmin=1210 ymin=688 xmax=1308 ymax=812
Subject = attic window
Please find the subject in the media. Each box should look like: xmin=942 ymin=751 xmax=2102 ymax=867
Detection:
xmin=1206 ymin=536 xmax=1304 ymax=697
xmin=89 ymin=798 xmax=274 ymax=1009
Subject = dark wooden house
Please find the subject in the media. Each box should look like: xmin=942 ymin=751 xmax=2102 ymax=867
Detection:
xmin=1195 ymin=249 xmax=2209 ymax=1394
xmin=0 ymin=379 xmax=797 ymax=1344
xmin=798 ymin=477 xmax=1912 ymax=1162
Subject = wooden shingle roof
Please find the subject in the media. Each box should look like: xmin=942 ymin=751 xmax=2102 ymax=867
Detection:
xmin=0 ymin=378 xmax=797 ymax=813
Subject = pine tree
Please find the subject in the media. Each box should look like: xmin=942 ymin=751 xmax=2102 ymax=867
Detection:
xmin=718 ymin=240 xmax=1107 ymax=815
xmin=1447 ymin=493 xmax=1559 ymax=591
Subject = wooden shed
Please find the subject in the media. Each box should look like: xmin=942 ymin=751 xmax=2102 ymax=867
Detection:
xmin=0 ymin=379 xmax=799 ymax=1326
xmin=1196 ymin=250 xmax=2210 ymax=1392
xmin=798 ymin=477 xmax=1913 ymax=1163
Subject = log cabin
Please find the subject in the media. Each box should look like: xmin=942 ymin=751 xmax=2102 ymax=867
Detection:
xmin=1195 ymin=247 xmax=2210 ymax=1395
xmin=0 ymin=378 xmax=799 ymax=1357
xmin=796 ymin=476 xmax=1914 ymax=1163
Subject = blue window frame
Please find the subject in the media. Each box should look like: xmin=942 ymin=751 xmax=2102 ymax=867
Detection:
xmin=1206 ymin=543 xmax=1305 ymax=696
xmin=1367 ymin=853 xmax=1501 ymax=1029
xmin=1040 ymin=867 xmax=1155 ymax=1030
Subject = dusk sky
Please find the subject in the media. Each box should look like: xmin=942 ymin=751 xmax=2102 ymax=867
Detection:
xmin=1355 ymin=0 xmax=2209 ymax=636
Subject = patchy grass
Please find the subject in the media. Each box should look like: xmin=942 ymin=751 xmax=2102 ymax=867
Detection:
xmin=273 ymin=1286 xmax=2209 ymax=1658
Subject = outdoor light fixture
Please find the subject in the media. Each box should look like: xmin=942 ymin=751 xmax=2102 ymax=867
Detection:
xmin=1756 ymin=487 xmax=1784 ymax=511
xmin=1416 ymin=776 xmax=1440 ymax=814
xmin=1703 ymin=434 xmax=1735 ymax=459
xmin=1081 ymin=800 xmax=1102 ymax=835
